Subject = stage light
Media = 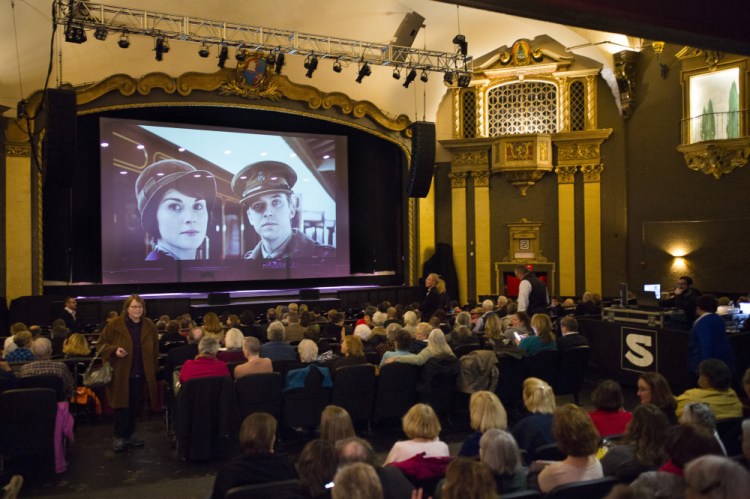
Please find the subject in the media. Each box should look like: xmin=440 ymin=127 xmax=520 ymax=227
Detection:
xmin=356 ymin=62 xmax=371 ymax=83
xmin=443 ymin=72 xmax=454 ymax=85
xmin=218 ymin=44 xmax=228 ymax=68
xmin=154 ymin=36 xmax=169 ymax=61
xmin=304 ymin=53 xmax=318 ymax=78
xmin=392 ymin=67 xmax=401 ymax=80
xmin=457 ymin=73 xmax=471 ymax=88
xmin=403 ymin=68 xmax=417 ymax=88
xmin=236 ymin=45 xmax=248 ymax=62
xmin=64 ymin=23 xmax=86 ymax=44
xmin=198 ymin=42 xmax=210 ymax=58
xmin=274 ymin=52 xmax=285 ymax=74
xmin=94 ymin=26 xmax=108 ymax=41
xmin=420 ymin=70 xmax=429 ymax=83
xmin=453 ymin=34 xmax=468 ymax=56
xmin=117 ymin=32 xmax=130 ymax=49
xmin=332 ymin=58 xmax=342 ymax=73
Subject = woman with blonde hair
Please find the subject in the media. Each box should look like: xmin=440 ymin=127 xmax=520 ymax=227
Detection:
xmin=384 ymin=403 xmax=450 ymax=464
xmin=459 ymin=391 xmax=508 ymax=457
xmin=320 ymin=405 xmax=355 ymax=444
xmin=62 ymin=332 xmax=91 ymax=357
xmin=201 ymin=312 xmax=224 ymax=342
xmin=511 ymin=377 xmax=557 ymax=455
xmin=517 ymin=314 xmax=556 ymax=355
xmin=331 ymin=335 xmax=367 ymax=373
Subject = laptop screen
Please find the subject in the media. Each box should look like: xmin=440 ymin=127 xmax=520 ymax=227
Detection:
xmin=644 ymin=284 xmax=661 ymax=298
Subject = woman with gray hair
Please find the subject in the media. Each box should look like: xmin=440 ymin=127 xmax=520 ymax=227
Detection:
xmin=178 ymin=337 xmax=230 ymax=383
xmin=387 ymin=329 xmax=454 ymax=366
xmin=217 ymin=328 xmax=245 ymax=363
xmin=684 ymin=455 xmax=750 ymax=499
xmin=480 ymin=429 xmax=527 ymax=494
xmin=679 ymin=401 xmax=728 ymax=455
xmin=297 ymin=339 xmax=319 ymax=364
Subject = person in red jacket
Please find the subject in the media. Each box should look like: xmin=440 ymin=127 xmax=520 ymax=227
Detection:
xmin=179 ymin=337 xmax=230 ymax=384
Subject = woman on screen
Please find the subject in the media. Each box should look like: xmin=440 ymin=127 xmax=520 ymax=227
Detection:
xmin=135 ymin=159 xmax=216 ymax=261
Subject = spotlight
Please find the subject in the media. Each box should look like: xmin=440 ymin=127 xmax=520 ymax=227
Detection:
xmin=457 ymin=73 xmax=472 ymax=88
xmin=420 ymin=70 xmax=429 ymax=83
xmin=274 ymin=52 xmax=285 ymax=74
xmin=355 ymin=62 xmax=371 ymax=83
xmin=236 ymin=45 xmax=247 ymax=62
xmin=94 ymin=26 xmax=108 ymax=41
xmin=64 ymin=23 xmax=86 ymax=44
xmin=453 ymin=34 xmax=468 ymax=57
xmin=443 ymin=72 xmax=455 ymax=85
xmin=332 ymin=58 xmax=342 ymax=73
xmin=304 ymin=53 xmax=318 ymax=78
xmin=403 ymin=68 xmax=417 ymax=88
xmin=392 ymin=67 xmax=401 ymax=80
xmin=198 ymin=42 xmax=210 ymax=58
xmin=218 ymin=44 xmax=228 ymax=68
xmin=117 ymin=32 xmax=130 ymax=49
xmin=154 ymin=36 xmax=169 ymax=61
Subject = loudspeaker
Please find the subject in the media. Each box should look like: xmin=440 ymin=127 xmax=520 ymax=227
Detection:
xmin=43 ymin=89 xmax=78 ymax=188
xmin=407 ymin=121 xmax=435 ymax=198
xmin=207 ymin=292 xmax=230 ymax=305
xmin=299 ymin=289 xmax=320 ymax=301
xmin=390 ymin=12 xmax=425 ymax=61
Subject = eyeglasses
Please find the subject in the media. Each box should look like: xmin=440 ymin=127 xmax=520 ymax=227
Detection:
xmin=129 ymin=304 xmax=144 ymax=309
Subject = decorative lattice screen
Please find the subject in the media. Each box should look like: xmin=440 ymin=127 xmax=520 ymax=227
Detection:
xmin=487 ymin=81 xmax=557 ymax=136
xmin=461 ymin=90 xmax=477 ymax=138
xmin=570 ymin=80 xmax=585 ymax=131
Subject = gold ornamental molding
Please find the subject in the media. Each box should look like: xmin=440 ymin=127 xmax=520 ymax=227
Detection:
xmin=677 ymin=138 xmax=750 ymax=179
xmin=492 ymin=133 xmax=554 ymax=197
xmin=5 ymin=143 xmax=31 ymax=157
xmin=580 ymin=164 xmax=605 ymax=182
xmin=553 ymin=129 xmax=613 ymax=168
xmin=555 ymin=165 xmax=577 ymax=184
xmin=472 ymin=170 xmax=491 ymax=187
xmin=450 ymin=171 xmax=468 ymax=188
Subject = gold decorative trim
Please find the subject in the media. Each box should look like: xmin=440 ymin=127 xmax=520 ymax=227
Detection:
xmin=499 ymin=40 xmax=544 ymax=66
xmin=675 ymin=47 xmax=724 ymax=70
xmin=503 ymin=170 xmax=547 ymax=196
xmin=472 ymin=170 xmax=491 ymax=187
xmin=555 ymin=165 xmax=577 ymax=184
xmin=557 ymin=142 xmax=600 ymax=161
xmin=677 ymin=137 xmax=750 ymax=179
xmin=450 ymin=172 xmax=468 ymax=188
xmin=580 ymin=164 xmax=604 ymax=182
xmin=5 ymin=144 xmax=31 ymax=157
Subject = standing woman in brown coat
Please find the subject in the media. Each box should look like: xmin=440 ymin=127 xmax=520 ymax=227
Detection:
xmin=98 ymin=294 xmax=159 ymax=452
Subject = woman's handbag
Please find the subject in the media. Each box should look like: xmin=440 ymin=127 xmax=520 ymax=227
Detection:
xmin=82 ymin=345 xmax=113 ymax=388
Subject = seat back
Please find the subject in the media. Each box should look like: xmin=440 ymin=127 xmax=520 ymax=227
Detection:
xmin=330 ymin=364 xmax=376 ymax=423
xmin=418 ymin=356 xmax=460 ymax=418
xmin=373 ymin=363 xmax=421 ymax=420
xmin=0 ymin=388 xmax=58 ymax=477
xmin=453 ymin=343 xmax=481 ymax=358
xmin=553 ymin=346 xmax=590 ymax=401
xmin=272 ymin=359 xmax=301 ymax=380
xmin=716 ymin=417 xmax=744 ymax=457
xmin=502 ymin=491 xmax=543 ymax=499
xmin=525 ymin=349 xmax=560 ymax=385
xmin=282 ymin=367 xmax=331 ymax=429
xmin=225 ymin=479 xmax=301 ymax=499
xmin=494 ymin=355 xmax=527 ymax=424
xmin=532 ymin=443 xmax=566 ymax=461
xmin=235 ymin=372 xmax=283 ymax=420
xmin=16 ymin=374 xmax=66 ymax=401
xmin=546 ymin=476 xmax=619 ymax=499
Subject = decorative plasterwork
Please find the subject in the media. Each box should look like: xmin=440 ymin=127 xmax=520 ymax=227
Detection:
xmin=675 ymin=47 xmax=725 ymax=70
xmin=472 ymin=170 xmax=491 ymax=187
xmin=555 ymin=165 xmax=577 ymax=184
xmin=5 ymin=143 xmax=31 ymax=157
xmin=614 ymin=50 xmax=640 ymax=119
xmin=553 ymin=129 xmax=613 ymax=168
xmin=677 ymin=138 xmax=750 ymax=179
xmin=450 ymin=171 xmax=468 ymax=188
xmin=580 ymin=164 xmax=605 ymax=183
xmin=492 ymin=134 xmax=553 ymax=196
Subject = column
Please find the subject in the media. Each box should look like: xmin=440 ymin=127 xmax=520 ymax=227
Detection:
xmin=581 ymin=164 xmax=604 ymax=295
xmin=5 ymin=142 xmax=33 ymax=301
xmin=555 ymin=165 xmax=577 ymax=297
xmin=472 ymin=170 xmax=491 ymax=299
xmin=450 ymin=172 xmax=468 ymax=306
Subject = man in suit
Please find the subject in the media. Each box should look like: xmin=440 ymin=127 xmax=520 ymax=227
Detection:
xmin=688 ymin=294 xmax=733 ymax=375
xmin=556 ymin=316 xmax=589 ymax=352
xmin=259 ymin=321 xmax=296 ymax=361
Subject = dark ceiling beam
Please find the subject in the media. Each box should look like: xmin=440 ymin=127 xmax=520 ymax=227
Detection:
xmin=436 ymin=0 xmax=750 ymax=56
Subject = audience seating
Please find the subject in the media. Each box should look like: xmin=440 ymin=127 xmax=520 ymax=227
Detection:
xmin=330 ymin=364 xmax=376 ymax=426
xmin=553 ymin=346 xmax=590 ymax=404
xmin=16 ymin=374 xmax=66 ymax=402
xmin=235 ymin=373 xmax=283 ymax=421
xmin=501 ymin=491 xmax=543 ymax=499
xmin=715 ymin=417 xmax=743 ymax=456
xmin=271 ymin=359 xmax=301 ymax=380
xmin=224 ymin=479 xmax=301 ymax=499
xmin=546 ymin=476 xmax=619 ymax=499
xmin=373 ymin=363 xmax=421 ymax=421
xmin=532 ymin=443 xmax=566 ymax=462
xmin=417 ymin=356 xmax=461 ymax=420
xmin=495 ymin=355 xmax=527 ymax=424
xmin=282 ymin=367 xmax=331 ymax=429
xmin=525 ymin=349 xmax=560 ymax=385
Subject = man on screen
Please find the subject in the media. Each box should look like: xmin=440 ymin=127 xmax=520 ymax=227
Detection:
xmin=231 ymin=161 xmax=335 ymax=260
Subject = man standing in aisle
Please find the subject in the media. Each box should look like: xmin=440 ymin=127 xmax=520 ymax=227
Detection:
xmin=514 ymin=265 xmax=549 ymax=316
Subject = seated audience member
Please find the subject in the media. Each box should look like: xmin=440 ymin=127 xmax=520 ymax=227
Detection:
xmin=483 ymin=314 xmax=525 ymax=359
xmin=368 ymin=311 xmax=388 ymax=344
xmin=18 ymin=337 xmax=75 ymax=399
xmin=437 ymin=458 xmax=499 ymax=499
xmin=384 ymin=306 xmax=401 ymax=328
xmin=233 ymin=337 xmax=272 ymax=379
xmin=685 ymin=455 xmax=750 ymax=498
xmin=322 ymin=311 xmax=345 ymax=340
xmin=178 ymin=337 xmax=230 ymax=384
xmin=298 ymin=439 xmax=338 ymax=499
xmin=336 ymin=437 xmax=414 ymax=497
xmin=473 ymin=299 xmax=497 ymax=334
xmin=201 ymin=311 xmax=225 ymax=343
xmin=178 ymin=317 xmax=192 ymax=338
xmin=574 ymin=292 xmax=602 ymax=316
xmin=320 ymin=405 xmax=355 ymax=444
xmin=217 ymin=328 xmax=246 ymax=363
xmin=210 ymin=413 xmax=297 ymax=499
xmin=479 ymin=429 xmax=527 ymax=494
xmin=409 ymin=322 xmax=431 ymax=354
xmin=402 ymin=311 xmax=418 ymax=337
xmin=676 ymin=358 xmax=743 ymax=420
xmin=353 ymin=323 xmax=372 ymax=343
xmin=384 ymin=403 xmax=450 ymax=464
xmin=332 ymin=463 xmax=382 ymax=499
xmin=556 ymin=316 xmax=589 ymax=351
xmin=158 ymin=320 xmax=187 ymax=353
xmin=389 ymin=329 xmax=454 ymax=367
xmin=259 ymin=321 xmax=297 ymax=361
xmin=499 ymin=302 xmax=517 ymax=331
xmin=537 ymin=403 xmax=603 ymax=494
xmin=511 ymin=377 xmax=557 ymax=456
xmin=637 ymin=371 xmax=678 ymax=424
xmin=451 ymin=324 xmax=479 ymax=349
xmin=517 ymin=314 xmax=556 ymax=355
xmin=459 ymin=391 xmax=508 ymax=457
xmin=62 ymin=332 xmax=91 ymax=358
xmin=375 ymin=323 xmax=400 ymax=361
xmin=355 ymin=306 xmax=377 ymax=328
xmin=164 ymin=326 xmax=202 ymax=383
xmin=284 ymin=312 xmax=306 ymax=343
xmin=495 ymin=296 xmax=509 ymax=318
xmin=678 ymin=401 xmax=727 ymax=455
xmin=380 ymin=329 xmax=413 ymax=367
xmin=630 ymin=423 xmax=724 ymax=498
xmin=589 ymin=379 xmax=633 ymax=437
xmin=503 ymin=311 xmax=532 ymax=341
xmin=5 ymin=331 xmax=34 ymax=362
xmin=601 ymin=404 xmax=670 ymax=483
xmin=237 ymin=310 xmax=257 ymax=338
xmin=297 ymin=339 xmax=321 ymax=365
xmin=547 ymin=296 xmax=565 ymax=319
xmin=331 ymin=335 xmax=367 ymax=373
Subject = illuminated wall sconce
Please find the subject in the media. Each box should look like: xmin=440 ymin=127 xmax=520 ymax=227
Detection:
xmin=614 ymin=50 xmax=640 ymax=119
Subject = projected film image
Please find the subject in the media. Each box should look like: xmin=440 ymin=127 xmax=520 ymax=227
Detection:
xmin=99 ymin=117 xmax=350 ymax=284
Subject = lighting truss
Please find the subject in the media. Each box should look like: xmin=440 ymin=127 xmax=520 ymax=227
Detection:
xmin=56 ymin=0 xmax=472 ymax=77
